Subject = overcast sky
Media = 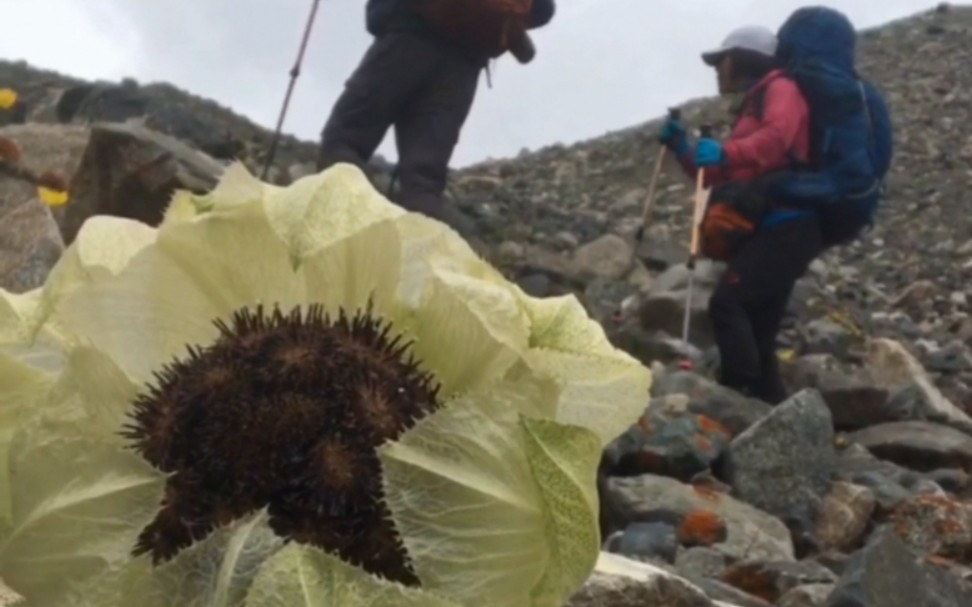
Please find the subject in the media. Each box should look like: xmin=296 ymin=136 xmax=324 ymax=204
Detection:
xmin=0 ymin=0 xmax=946 ymax=167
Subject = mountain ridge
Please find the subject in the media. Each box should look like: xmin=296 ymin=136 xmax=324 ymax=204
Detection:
xmin=0 ymin=4 xmax=955 ymax=174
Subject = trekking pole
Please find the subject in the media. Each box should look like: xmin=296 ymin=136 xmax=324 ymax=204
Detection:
xmin=682 ymin=124 xmax=713 ymax=344
xmin=636 ymin=107 xmax=681 ymax=242
xmin=261 ymin=0 xmax=322 ymax=181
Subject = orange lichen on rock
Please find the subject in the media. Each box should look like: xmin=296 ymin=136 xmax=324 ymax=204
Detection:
xmin=697 ymin=415 xmax=732 ymax=439
xmin=890 ymin=494 xmax=972 ymax=562
xmin=0 ymin=136 xmax=21 ymax=164
xmin=927 ymin=554 xmax=956 ymax=568
xmin=694 ymin=433 xmax=713 ymax=453
xmin=933 ymin=517 xmax=965 ymax=536
xmin=677 ymin=509 xmax=727 ymax=547
xmin=721 ymin=564 xmax=777 ymax=603
xmin=692 ymin=483 xmax=724 ymax=503
xmin=916 ymin=494 xmax=962 ymax=511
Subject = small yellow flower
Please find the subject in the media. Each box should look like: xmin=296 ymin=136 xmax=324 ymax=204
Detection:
xmin=0 ymin=90 xmax=16 ymax=111
xmin=36 ymin=172 xmax=70 ymax=208
xmin=37 ymin=187 xmax=69 ymax=207
xmin=0 ymin=163 xmax=651 ymax=606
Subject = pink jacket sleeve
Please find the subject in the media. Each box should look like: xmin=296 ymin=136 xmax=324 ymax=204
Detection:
xmin=722 ymin=78 xmax=809 ymax=172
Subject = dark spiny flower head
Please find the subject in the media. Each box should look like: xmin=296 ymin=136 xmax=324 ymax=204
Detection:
xmin=122 ymin=303 xmax=441 ymax=585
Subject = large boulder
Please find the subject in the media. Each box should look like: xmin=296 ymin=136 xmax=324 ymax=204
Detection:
xmin=55 ymin=82 xmax=245 ymax=161
xmin=0 ymin=123 xmax=89 ymax=292
xmin=60 ymin=122 xmax=225 ymax=244
xmin=603 ymin=474 xmax=795 ymax=563
xmin=848 ymin=421 xmax=972 ymax=473
xmin=566 ymin=552 xmax=716 ymax=607
xmin=0 ymin=123 xmax=89 ymax=182
xmin=866 ymin=339 xmax=972 ymax=436
xmin=0 ymin=196 xmax=62 ymax=293
xmin=825 ymin=529 xmax=972 ymax=606
xmin=0 ymin=123 xmax=90 ymax=228
xmin=724 ymin=390 xmax=837 ymax=550
xmin=637 ymin=261 xmax=724 ymax=348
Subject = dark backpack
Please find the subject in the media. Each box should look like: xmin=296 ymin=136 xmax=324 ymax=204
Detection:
xmin=410 ymin=0 xmax=534 ymax=59
xmin=765 ymin=6 xmax=894 ymax=248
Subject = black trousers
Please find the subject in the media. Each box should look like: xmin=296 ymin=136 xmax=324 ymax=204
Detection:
xmin=708 ymin=214 xmax=823 ymax=404
xmin=317 ymin=30 xmax=481 ymax=221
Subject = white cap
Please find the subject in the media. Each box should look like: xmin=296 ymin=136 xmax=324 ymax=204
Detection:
xmin=701 ymin=25 xmax=778 ymax=66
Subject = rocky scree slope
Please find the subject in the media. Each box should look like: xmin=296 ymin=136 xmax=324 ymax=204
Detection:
xmin=1 ymin=3 xmax=972 ymax=606
xmin=448 ymin=2 xmax=972 ymax=413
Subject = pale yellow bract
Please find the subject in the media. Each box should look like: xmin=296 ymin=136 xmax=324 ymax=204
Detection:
xmin=0 ymin=162 xmax=651 ymax=607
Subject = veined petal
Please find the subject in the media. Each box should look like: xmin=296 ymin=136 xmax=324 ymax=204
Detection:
xmin=400 ymin=268 xmax=527 ymax=397
xmin=41 ymin=346 xmax=141 ymax=445
xmin=263 ymin=163 xmax=405 ymax=264
xmin=51 ymin=246 xmax=221 ymax=385
xmin=493 ymin=358 xmax=564 ymax=421
xmin=0 ymin=290 xmax=39 ymax=345
xmin=162 ymin=191 xmax=200 ymax=224
xmin=517 ymin=291 xmax=652 ymax=444
xmin=32 ymin=216 xmax=156 ymax=334
xmin=524 ymin=348 xmax=651 ymax=445
xmin=519 ymin=416 xmax=601 ymax=604
xmin=163 ymin=162 xmax=262 ymax=223
xmin=273 ymin=192 xmax=531 ymax=399
xmin=0 ymin=288 xmax=69 ymax=381
xmin=53 ymin=198 xmax=305 ymax=385
xmin=244 ymin=544 xmax=461 ymax=607
xmin=379 ymin=388 xmax=603 ymax=607
xmin=0 ymin=350 xmax=155 ymax=607
xmin=0 ymin=332 xmax=65 ymax=376
xmin=300 ymin=217 xmax=403 ymax=323
xmin=521 ymin=293 xmax=632 ymax=360
xmin=121 ymin=511 xmax=284 ymax=607
xmin=383 ymin=210 xmax=532 ymax=395
xmin=394 ymin=212 xmax=510 ymax=309
xmin=153 ymin=196 xmax=307 ymax=314
xmin=48 ymin=562 xmax=149 ymax=607
xmin=0 ymin=353 xmax=56 ymax=538
xmin=48 ymin=216 xmax=156 ymax=286
xmin=0 ymin=423 xmax=164 ymax=607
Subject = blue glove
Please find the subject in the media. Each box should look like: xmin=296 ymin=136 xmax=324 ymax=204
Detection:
xmin=695 ymin=138 xmax=726 ymax=166
xmin=658 ymin=119 xmax=689 ymax=155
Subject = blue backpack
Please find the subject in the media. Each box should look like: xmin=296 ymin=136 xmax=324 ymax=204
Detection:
xmin=766 ymin=6 xmax=894 ymax=247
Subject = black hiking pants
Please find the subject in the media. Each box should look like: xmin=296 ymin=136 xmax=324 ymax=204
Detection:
xmin=708 ymin=213 xmax=823 ymax=405
xmin=317 ymin=30 xmax=481 ymax=221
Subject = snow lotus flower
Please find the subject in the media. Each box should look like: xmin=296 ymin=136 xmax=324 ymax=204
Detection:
xmin=0 ymin=163 xmax=651 ymax=607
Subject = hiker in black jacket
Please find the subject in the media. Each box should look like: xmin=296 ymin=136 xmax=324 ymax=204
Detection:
xmin=317 ymin=0 xmax=556 ymax=232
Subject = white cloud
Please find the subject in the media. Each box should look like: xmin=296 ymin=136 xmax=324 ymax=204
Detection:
xmin=0 ymin=0 xmax=947 ymax=167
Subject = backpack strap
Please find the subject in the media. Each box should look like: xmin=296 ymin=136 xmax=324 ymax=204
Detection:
xmin=859 ymin=80 xmax=883 ymax=184
xmin=848 ymin=80 xmax=884 ymax=201
xmin=748 ymin=82 xmax=767 ymax=123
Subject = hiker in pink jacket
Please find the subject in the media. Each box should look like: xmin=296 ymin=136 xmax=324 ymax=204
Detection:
xmin=657 ymin=25 xmax=823 ymax=405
